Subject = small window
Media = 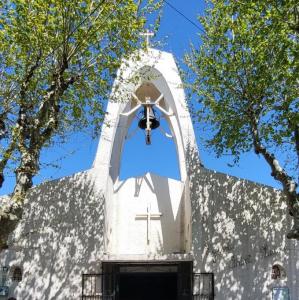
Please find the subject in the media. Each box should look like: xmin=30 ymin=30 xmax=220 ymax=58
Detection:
xmin=12 ymin=267 xmax=22 ymax=282
xmin=271 ymin=265 xmax=280 ymax=279
xmin=271 ymin=264 xmax=286 ymax=280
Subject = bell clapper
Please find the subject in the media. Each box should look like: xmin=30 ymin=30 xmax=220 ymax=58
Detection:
xmin=146 ymin=129 xmax=151 ymax=145
xmin=146 ymin=102 xmax=151 ymax=145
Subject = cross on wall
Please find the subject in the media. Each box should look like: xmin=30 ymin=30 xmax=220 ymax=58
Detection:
xmin=135 ymin=202 xmax=162 ymax=244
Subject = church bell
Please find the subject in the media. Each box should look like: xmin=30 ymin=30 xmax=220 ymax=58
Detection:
xmin=138 ymin=105 xmax=160 ymax=145
xmin=138 ymin=106 xmax=160 ymax=130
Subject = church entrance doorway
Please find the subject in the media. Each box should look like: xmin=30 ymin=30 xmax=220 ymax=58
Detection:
xmin=82 ymin=262 xmax=214 ymax=300
xmin=103 ymin=261 xmax=192 ymax=300
xmin=119 ymin=272 xmax=177 ymax=300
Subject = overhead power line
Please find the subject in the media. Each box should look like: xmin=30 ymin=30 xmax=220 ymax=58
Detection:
xmin=163 ymin=0 xmax=205 ymax=34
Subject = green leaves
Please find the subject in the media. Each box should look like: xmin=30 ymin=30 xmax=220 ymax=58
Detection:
xmin=187 ymin=0 xmax=299 ymax=180
xmin=0 ymin=0 xmax=161 ymax=194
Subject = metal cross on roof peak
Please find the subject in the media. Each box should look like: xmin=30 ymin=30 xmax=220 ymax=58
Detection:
xmin=140 ymin=29 xmax=154 ymax=48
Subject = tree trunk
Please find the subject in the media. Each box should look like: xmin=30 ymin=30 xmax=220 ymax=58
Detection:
xmin=12 ymin=149 xmax=40 ymax=204
xmin=251 ymin=123 xmax=299 ymax=239
xmin=287 ymin=196 xmax=299 ymax=239
xmin=0 ymin=205 xmax=23 ymax=250
xmin=0 ymin=63 xmax=78 ymax=248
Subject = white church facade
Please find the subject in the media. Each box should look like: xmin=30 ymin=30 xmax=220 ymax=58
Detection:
xmin=0 ymin=47 xmax=298 ymax=300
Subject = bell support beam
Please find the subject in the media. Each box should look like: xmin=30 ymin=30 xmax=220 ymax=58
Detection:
xmin=154 ymin=94 xmax=164 ymax=105
xmin=132 ymin=93 xmax=142 ymax=105
xmin=155 ymin=104 xmax=173 ymax=117
xmin=120 ymin=93 xmax=142 ymax=117
xmin=120 ymin=103 xmax=142 ymax=117
xmin=121 ymin=93 xmax=173 ymax=118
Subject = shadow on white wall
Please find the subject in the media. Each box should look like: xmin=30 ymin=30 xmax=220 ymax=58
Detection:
xmin=186 ymin=143 xmax=293 ymax=299
xmin=1 ymin=170 xmax=105 ymax=300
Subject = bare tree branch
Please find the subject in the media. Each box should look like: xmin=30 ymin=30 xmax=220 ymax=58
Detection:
xmin=249 ymin=111 xmax=299 ymax=238
xmin=294 ymin=124 xmax=299 ymax=168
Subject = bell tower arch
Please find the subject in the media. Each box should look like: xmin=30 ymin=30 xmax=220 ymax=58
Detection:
xmin=93 ymin=48 xmax=202 ymax=257
xmin=93 ymin=49 xmax=200 ymax=183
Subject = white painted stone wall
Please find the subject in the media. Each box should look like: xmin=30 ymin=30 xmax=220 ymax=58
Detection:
xmin=190 ymin=168 xmax=299 ymax=300
xmin=0 ymin=170 xmax=106 ymax=299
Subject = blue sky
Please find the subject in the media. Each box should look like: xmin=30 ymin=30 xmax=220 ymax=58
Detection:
xmin=121 ymin=0 xmax=280 ymax=188
xmin=0 ymin=0 xmax=281 ymax=196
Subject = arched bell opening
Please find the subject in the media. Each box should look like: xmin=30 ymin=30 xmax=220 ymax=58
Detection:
xmin=118 ymin=82 xmax=181 ymax=181
xmin=106 ymin=64 xmax=189 ymax=183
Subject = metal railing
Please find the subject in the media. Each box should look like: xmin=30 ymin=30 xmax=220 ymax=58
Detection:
xmin=82 ymin=273 xmax=116 ymax=300
xmin=82 ymin=272 xmax=214 ymax=300
xmin=193 ymin=273 xmax=214 ymax=300
xmin=82 ymin=296 xmax=114 ymax=300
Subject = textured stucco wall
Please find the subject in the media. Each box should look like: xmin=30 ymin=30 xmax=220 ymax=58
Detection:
xmin=0 ymin=169 xmax=105 ymax=300
xmin=191 ymin=167 xmax=298 ymax=300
